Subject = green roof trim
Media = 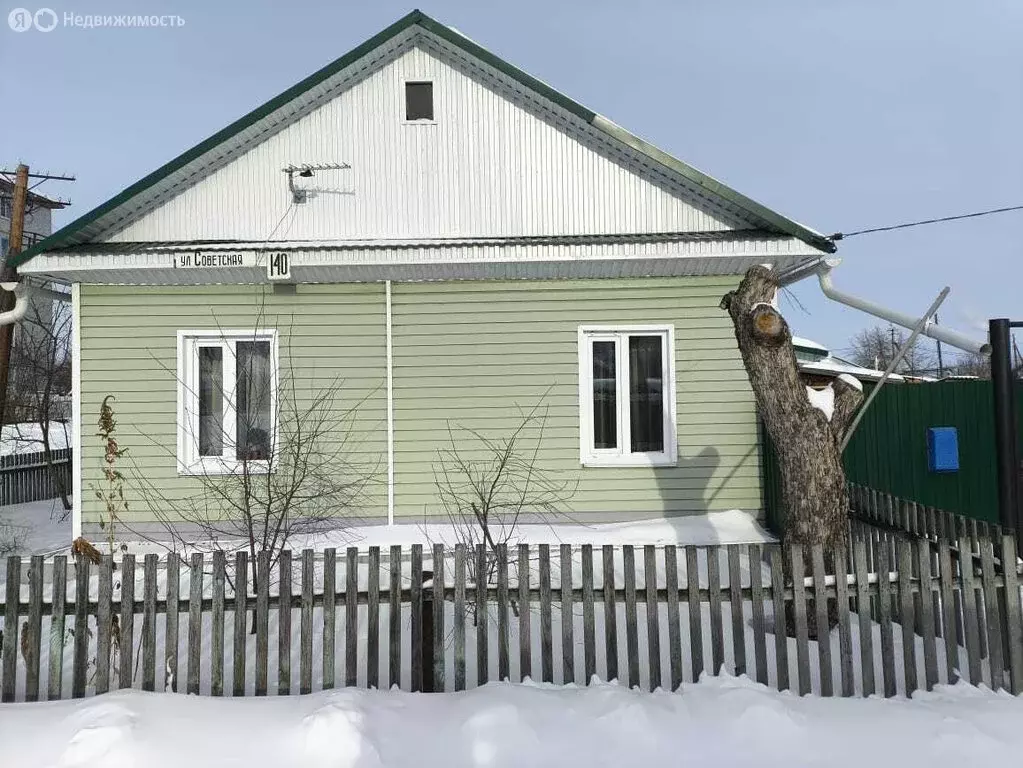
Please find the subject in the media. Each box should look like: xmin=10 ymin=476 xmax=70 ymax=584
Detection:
xmin=13 ymin=9 xmax=834 ymax=268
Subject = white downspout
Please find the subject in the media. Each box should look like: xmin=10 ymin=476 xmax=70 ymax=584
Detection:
xmin=385 ymin=280 xmax=394 ymax=526
xmin=0 ymin=281 xmax=31 ymax=325
xmin=813 ymin=258 xmax=990 ymax=355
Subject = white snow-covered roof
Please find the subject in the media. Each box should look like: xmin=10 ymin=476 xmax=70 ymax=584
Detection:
xmin=799 ymin=355 xmax=904 ymax=383
xmin=791 ymin=336 xmax=829 ymax=353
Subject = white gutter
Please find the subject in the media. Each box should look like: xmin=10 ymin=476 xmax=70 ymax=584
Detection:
xmin=0 ymin=281 xmax=31 ymax=325
xmin=780 ymin=257 xmax=990 ymax=356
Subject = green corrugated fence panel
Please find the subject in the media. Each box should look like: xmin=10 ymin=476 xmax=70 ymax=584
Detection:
xmin=762 ymin=380 xmax=1022 ymax=530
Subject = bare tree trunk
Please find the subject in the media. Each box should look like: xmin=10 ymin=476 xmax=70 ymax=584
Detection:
xmin=722 ymin=266 xmax=863 ymax=635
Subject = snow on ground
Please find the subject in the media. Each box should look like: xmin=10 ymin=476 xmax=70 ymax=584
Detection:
xmin=0 ymin=422 xmax=70 ymax=456
xmin=115 ymin=510 xmax=775 ymax=558
xmin=0 ymin=498 xmax=70 ymax=555
xmin=1 ymin=673 xmax=1020 ymax=768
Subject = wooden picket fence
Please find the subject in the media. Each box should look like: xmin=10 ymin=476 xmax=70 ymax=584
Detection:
xmin=1 ymin=535 xmax=1021 ymax=703
xmin=0 ymin=448 xmax=71 ymax=505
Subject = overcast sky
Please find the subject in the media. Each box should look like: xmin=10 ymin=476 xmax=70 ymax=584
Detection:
xmin=2 ymin=0 xmax=1020 ymax=356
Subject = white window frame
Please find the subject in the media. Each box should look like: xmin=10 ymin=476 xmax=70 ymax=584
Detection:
xmin=176 ymin=329 xmax=279 ymax=476
xmin=400 ymin=78 xmax=437 ymax=125
xmin=577 ymin=324 xmax=677 ymax=467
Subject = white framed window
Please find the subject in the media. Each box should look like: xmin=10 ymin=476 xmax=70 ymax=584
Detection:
xmin=176 ymin=329 xmax=278 ymax=475
xmin=578 ymin=325 xmax=677 ymax=467
xmin=401 ymin=79 xmax=436 ymax=123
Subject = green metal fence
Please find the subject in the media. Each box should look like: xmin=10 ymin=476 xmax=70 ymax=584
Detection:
xmin=762 ymin=380 xmax=1023 ymax=532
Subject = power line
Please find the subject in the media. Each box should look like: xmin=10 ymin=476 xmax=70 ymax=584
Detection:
xmin=829 ymin=204 xmax=1023 ymax=241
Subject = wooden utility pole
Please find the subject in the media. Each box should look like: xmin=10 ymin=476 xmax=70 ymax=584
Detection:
xmin=0 ymin=163 xmax=29 ymax=426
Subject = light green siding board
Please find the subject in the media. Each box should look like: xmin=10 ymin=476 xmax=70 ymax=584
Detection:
xmin=390 ymin=277 xmax=761 ymax=520
xmin=79 ymin=276 xmax=762 ymax=529
xmin=79 ymin=284 xmax=389 ymax=528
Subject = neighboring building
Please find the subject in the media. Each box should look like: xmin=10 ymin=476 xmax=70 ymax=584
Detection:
xmin=2 ymin=179 xmax=69 ymax=422
xmin=0 ymin=178 xmax=67 ymax=255
xmin=12 ymin=11 xmax=839 ymax=540
xmin=792 ymin=336 xmax=905 ymax=386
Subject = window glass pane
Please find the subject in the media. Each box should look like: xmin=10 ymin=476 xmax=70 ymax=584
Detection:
xmin=236 ymin=341 xmax=272 ymax=461
xmin=405 ymin=81 xmax=434 ymax=120
xmin=629 ymin=335 xmax=664 ymax=453
xmin=592 ymin=340 xmax=617 ymax=449
xmin=198 ymin=346 xmax=224 ymax=457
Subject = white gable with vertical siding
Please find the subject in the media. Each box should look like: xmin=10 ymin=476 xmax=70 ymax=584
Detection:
xmin=109 ymin=44 xmax=743 ymax=243
xmin=16 ymin=10 xmax=834 ymax=284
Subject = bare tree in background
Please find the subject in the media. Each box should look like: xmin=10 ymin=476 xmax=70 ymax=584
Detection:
xmin=431 ymin=397 xmax=576 ymax=622
xmin=949 ymin=351 xmax=991 ymax=378
xmin=5 ymin=290 xmax=73 ymax=514
xmin=847 ymin=325 xmax=938 ymax=376
xmin=127 ymin=310 xmax=378 ymax=596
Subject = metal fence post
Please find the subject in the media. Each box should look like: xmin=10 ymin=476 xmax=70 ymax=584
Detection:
xmin=990 ymin=319 xmax=1020 ymax=538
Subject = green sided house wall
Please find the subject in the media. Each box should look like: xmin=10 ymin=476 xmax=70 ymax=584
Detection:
xmin=78 ymin=283 xmax=391 ymax=535
xmin=77 ymin=276 xmax=762 ymax=533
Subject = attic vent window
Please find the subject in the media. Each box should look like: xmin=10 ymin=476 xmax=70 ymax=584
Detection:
xmin=404 ymin=81 xmax=434 ymax=121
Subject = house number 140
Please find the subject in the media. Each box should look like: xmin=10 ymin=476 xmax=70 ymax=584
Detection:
xmin=267 ymin=251 xmax=291 ymax=281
